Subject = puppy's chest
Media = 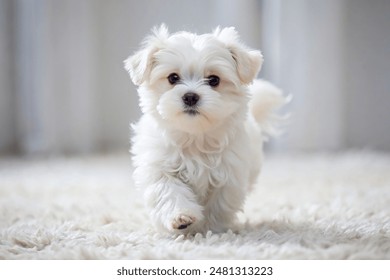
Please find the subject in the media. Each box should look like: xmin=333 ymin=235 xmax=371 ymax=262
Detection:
xmin=171 ymin=152 xmax=230 ymax=195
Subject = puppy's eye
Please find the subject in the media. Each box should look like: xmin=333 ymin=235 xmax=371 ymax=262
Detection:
xmin=207 ymin=75 xmax=220 ymax=87
xmin=167 ymin=73 xmax=180 ymax=85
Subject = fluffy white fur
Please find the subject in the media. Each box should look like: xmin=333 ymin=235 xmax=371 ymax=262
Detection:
xmin=124 ymin=25 xmax=286 ymax=235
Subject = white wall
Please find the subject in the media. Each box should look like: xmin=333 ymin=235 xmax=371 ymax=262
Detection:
xmin=262 ymin=0 xmax=346 ymax=151
xmin=0 ymin=0 xmax=16 ymax=153
xmin=0 ymin=0 xmax=263 ymax=155
xmin=1 ymin=0 xmax=390 ymax=155
xmin=262 ymin=0 xmax=390 ymax=152
xmin=342 ymin=0 xmax=390 ymax=150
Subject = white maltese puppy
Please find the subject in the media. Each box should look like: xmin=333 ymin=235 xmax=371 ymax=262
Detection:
xmin=125 ymin=25 xmax=286 ymax=235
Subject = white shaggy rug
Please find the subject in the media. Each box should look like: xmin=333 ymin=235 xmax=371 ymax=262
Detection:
xmin=0 ymin=151 xmax=389 ymax=259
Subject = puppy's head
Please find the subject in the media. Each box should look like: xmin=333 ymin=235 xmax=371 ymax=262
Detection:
xmin=125 ymin=24 xmax=263 ymax=134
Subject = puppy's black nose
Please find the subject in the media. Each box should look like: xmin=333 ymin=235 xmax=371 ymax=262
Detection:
xmin=182 ymin=92 xmax=200 ymax=107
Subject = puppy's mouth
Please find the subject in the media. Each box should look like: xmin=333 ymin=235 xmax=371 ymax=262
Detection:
xmin=183 ymin=107 xmax=200 ymax=116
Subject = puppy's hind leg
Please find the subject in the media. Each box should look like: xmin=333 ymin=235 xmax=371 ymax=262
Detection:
xmin=204 ymin=184 xmax=246 ymax=233
xmin=144 ymin=178 xmax=204 ymax=234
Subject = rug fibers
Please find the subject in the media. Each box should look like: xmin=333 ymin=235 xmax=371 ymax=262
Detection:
xmin=0 ymin=151 xmax=389 ymax=259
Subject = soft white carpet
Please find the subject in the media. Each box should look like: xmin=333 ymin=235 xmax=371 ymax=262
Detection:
xmin=0 ymin=151 xmax=389 ymax=259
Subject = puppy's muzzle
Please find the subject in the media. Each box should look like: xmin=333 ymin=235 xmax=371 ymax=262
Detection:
xmin=182 ymin=92 xmax=200 ymax=107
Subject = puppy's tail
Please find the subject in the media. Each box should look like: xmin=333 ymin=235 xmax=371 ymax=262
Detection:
xmin=248 ymin=79 xmax=290 ymax=140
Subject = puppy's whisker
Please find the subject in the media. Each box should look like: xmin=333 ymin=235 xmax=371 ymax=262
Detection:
xmin=183 ymin=80 xmax=206 ymax=89
xmin=198 ymin=79 xmax=208 ymax=86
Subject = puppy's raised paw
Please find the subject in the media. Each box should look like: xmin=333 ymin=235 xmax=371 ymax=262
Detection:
xmin=172 ymin=214 xmax=196 ymax=230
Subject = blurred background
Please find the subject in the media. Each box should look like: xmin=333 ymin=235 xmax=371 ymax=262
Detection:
xmin=1 ymin=0 xmax=389 ymax=156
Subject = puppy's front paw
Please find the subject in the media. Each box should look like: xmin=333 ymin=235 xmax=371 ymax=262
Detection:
xmin=172 ymin=214 xmax=196 ymax=230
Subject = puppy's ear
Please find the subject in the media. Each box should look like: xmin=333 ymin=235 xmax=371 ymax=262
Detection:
xmin=124 ymin=24 xmax=169 ymax=86
xmin=214 ymin=27 xmax=263 ymax=85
